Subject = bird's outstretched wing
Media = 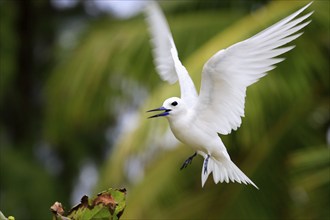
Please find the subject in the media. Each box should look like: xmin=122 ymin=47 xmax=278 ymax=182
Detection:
xmin=145 ymin=2 xmax=198 ymax=106
xmin=195 ymin=2 xmax=313 ymax=135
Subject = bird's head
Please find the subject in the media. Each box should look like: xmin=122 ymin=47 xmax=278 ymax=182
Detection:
xmin=147 ymin=97 xmax=185 ymax=119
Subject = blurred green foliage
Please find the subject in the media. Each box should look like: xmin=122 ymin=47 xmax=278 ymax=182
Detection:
xmin=0 ymin=0 xmax=329 ymax=219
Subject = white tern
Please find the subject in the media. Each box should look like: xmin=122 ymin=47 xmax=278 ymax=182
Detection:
xmin=145 ymin=2 xmax=313 ymax=188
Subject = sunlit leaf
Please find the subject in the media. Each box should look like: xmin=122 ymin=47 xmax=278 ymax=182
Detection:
xmin=51 ymin=188 xmax=126 ymax=220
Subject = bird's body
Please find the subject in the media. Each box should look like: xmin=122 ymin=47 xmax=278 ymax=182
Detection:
xmin=167 ymin=101 xmax=227 ymax=159
xmin=145 ymin=2 xmax=313 ymax=188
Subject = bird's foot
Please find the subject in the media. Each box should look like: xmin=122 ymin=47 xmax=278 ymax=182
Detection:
xmin=203 ymin=154 xmax=210 ymax=175
xmin=180 ymin=152 xmax=197 ymax=170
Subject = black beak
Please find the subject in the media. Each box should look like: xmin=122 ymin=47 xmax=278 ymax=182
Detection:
xmin=147 ymin=107 xmax=171 ymax=119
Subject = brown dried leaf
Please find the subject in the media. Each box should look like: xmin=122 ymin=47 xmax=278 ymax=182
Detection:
xmin=50 ymin=202 xmax=64 ymax=215
xmin=94 ymin=193 xmax=116 ymax=206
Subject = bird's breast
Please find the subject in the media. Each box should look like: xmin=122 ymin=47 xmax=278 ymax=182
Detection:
xmin=168 ymin=116 xmax=213 ymax=151
xmin=168 ymin=115 xmax=228 ymax=159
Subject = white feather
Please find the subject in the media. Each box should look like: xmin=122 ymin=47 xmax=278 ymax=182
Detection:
xmin=196 ymin=3 xmax=313 ymax=135
xmin=145 ymin=2 xmax=313 ymax=188
xmin=145 ymin=2 xmax=198 ymax=106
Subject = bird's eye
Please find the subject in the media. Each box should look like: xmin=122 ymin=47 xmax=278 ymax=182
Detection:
xmin=171 ymin=101 xmax=178 ymax=106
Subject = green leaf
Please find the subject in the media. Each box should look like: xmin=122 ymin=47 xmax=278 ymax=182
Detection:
xmin=50 ymin=188 xmax=126 ymax=220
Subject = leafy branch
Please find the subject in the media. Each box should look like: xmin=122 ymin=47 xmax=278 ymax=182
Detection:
xmin=50 ymin=188 xmax=126 ymax=220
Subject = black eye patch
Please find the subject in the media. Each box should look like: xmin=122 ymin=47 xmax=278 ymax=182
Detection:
xmin=171 ymin=101 xmax=178 ymax=106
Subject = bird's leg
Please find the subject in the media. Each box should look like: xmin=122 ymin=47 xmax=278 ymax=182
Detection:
xmin=180 ymin=152 xmax=197 ymax=170
xmin=203 ymin=154 xmax=210 ymax=175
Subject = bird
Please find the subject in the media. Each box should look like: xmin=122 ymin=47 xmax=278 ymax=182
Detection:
xmin=145 ymin=2 xmax=313 ymax=188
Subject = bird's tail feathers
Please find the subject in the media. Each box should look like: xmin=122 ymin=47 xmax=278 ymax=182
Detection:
xmin=201 ymin=156 xmax=258 ymax=189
